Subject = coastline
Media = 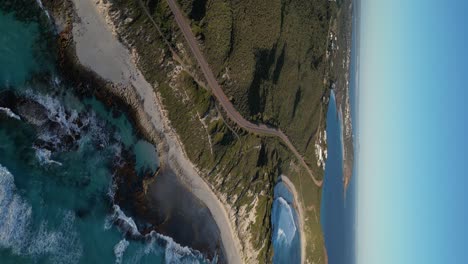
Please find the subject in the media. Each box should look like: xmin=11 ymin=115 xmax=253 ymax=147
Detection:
xmin=320 ymin=1 xmax=356 ymax=262
xmin=280 ymin=175 xmax=306 ymax=264
xmin=44 ymin=0 xmax=243 ymax=263
xmin=328 ymin=0 xmax=355 ymax=194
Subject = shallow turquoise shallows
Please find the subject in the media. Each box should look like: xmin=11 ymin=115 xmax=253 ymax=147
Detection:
xmin=270 ymin=181 xmax=301 ymax=264
xmin=0 ymin=5 xmax=208 ymax=264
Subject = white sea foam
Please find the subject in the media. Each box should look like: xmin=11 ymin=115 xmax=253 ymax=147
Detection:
xmin=0 ymin=107 xmax=21 ymax=120
xmin=106 ymin=205 xmax=141 ymax=236
xmin=33 ymin=94 xmax=81 ymax=137
xmin=111 ymin=143 xmax=124 ymax=167
xmin=35 ymin=0 xmax=51 ymax=21
xmin=114 ymin=239 xmax=130 ymax=264
xmin=105 ymin=205 xmax=211 ymax=264
xmin=107 ymin=179 xmax=118 ymax=200
xmin=274 ymin=197 xmax=297 ymax=245
xmin=25 ymin=91 xmax=110 ymax=152
xmin=0 ymin=165 xmax=82 ymax=263
xmin=156 ymin=232 xmax=205 ymax=264
xmin=0 ymin=164 xmax=32 ymax=254
xmin=34 ymin=147 xmax=62 ymax=166
xmin=126 ymin=230 xmax=207 ymax=264
xmin=276 ymin=228 xmax=287 ymax=241
xmin=28 ymin=212 xmax=83 ymax=264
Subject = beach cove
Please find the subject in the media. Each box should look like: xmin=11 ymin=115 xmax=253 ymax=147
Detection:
xmin=0 ymin=1 xmax=235 ymax=263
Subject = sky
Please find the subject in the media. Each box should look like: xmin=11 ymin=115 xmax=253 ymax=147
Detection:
xmin=356 ymin=0 xmax=468 ymax=263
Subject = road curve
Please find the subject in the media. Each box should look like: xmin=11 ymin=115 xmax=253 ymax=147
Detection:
xmin=165 ymin=0 xmax=322 ymax=187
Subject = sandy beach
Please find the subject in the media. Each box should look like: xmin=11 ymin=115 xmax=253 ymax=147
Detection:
xmin=69 ymin=0 xmax=243 ymax=263
xmin=280 ymin=175 xmax=307 ymax=264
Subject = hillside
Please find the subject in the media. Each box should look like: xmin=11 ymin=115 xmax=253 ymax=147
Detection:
xmin=178 ymin=0 xmax=336 ymax=177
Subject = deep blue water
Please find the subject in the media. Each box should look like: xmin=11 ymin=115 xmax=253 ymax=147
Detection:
xmin=320 ymin=92 xmax=356 ymax=264
xmin=0 ymin=4 xmax=209 ymax=264
xmin=320 ymin=1 xmax=360 ymax=264
xmin=270 ymin=182 xmax=301 ymax=264
xmin=272 ymin=3 xmax=360 ymax=263
xmin=320 ymin=2 xmax=358 ymax=263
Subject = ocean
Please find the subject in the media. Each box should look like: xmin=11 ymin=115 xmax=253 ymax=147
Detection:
xmin=319 ymin=1 xmax=359 ymax=263
xmin=0 ymin=3 xmax=210 ymax=264
xmin=320 ymin=91 xmax=356 ymax=264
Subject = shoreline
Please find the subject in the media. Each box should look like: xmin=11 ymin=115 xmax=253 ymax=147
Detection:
xmin=339 ymin=0 xmax=355 ymax=195
xmin=327 ymin=0 xmax=355 ymax=195
xmin=46 ymin=0 xmax=243 ymax=263
xmin=280 ymin=175 xmax=306 ymax=264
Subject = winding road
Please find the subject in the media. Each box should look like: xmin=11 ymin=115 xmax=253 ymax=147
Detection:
xmin=165 ymin=0 xmax=323 ymax=187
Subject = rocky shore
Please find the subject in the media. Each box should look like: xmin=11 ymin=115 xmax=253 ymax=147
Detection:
xmin=42 ymin=0 xmax=243 ymax=262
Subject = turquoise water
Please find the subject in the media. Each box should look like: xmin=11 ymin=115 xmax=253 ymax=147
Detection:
xmin=133 ymin=140 xmax=159 ymax=175
xmin=0 ymin=12 xmax=39 ymax=86
xmin=0 ymin=4 xmax=208 ymax=264
xmin=270 ymin=181 xmax=301 ymax=264
xmin=83 ymin=97 xmax=159 ymax=174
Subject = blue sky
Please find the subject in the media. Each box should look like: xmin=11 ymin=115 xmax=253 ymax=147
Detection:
xmin=356 ymin=0 xmax=468 ymax=263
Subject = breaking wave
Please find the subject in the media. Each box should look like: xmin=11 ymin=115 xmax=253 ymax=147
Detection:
xmin=114 ymin=239 xmax=130 ymax=264
xmin=23 ymin=91 xmax=114 ymax=156
xmin=125 ymin=230 xmax=210 ymax=264
xmin=0 ymin=107 xmax=21 ymax=120
xmin=273 ymin=197 xmax=297 ymax=245
xmin=33 ymin=147 xmax=62 ymax=166
xmin=0 ymin=164 xmax=83 ymax=263
xmin=105 ymin=204 xmax=141 ymax=237
xmin=2 ymin=89 xmax=206 ymax=263
xmin=28 ymin=92 xmax=87 ymax=145
xmin=154 ymin=231 xmax=209 ymax=264
xmin=35 ymin=0 xmax=51 ymax=21
xmin=106 ymin=204 xmax=211 ymax=264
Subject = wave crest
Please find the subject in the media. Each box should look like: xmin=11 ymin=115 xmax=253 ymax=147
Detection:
xmin=0 ymin=107 xmax=21 ymax=120
xmin=272 ymin=197 xmax=297 ymax=245
xmin=107 ymin=205 xmax=211 ymax=264
xmin=0 ymin=164 xmax=83 ymax=263
xmin=114 ymin=239 xmax=130 ymax=264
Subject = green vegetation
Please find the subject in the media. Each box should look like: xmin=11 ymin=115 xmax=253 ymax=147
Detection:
xmin=179 ymin=0 xmax=337 ymax=179
xmin=102 ymin=1 xmax=279 ymax=261
xmin=95 ymin=0 xmax=339 ymax=262
xmin=201 ymin=0 xmax=232 ymax=71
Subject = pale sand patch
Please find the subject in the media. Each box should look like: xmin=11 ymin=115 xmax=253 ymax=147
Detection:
xmin=280 ymin=175 xmax=307 ymax=264
xmin=70 ymin=0 xmax=243 ymax=263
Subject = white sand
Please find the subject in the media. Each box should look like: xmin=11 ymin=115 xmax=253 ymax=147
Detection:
xmin=281 ymin=175 xmax=306 ymax=264
xmin=70 ymin=0 xmax=243 ymax=263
